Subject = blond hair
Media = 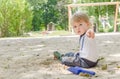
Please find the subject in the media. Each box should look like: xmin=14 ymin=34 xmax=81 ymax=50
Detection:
xmin=71 ymin=12 xmax=91 ymax=27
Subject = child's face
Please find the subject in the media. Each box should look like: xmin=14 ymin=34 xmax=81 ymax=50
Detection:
xmin=72 ymin=20 xmax=89 ymax=35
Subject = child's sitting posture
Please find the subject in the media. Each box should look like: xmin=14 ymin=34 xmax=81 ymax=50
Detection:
xmin=54 ymin=12 xmax=98 ymax=68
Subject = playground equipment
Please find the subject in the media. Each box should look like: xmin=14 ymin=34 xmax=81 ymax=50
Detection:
xmin=67 ymin=2 xmax=120 ymax=32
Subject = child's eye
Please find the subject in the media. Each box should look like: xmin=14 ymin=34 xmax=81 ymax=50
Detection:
xmin=73 ymin=26 xmax=77 ymax=28
xmin=79 ymin=24 xmax=82 ymax=26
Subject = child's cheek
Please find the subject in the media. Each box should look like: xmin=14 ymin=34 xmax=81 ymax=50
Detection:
xmin=74 ymin=29 xmax=77 ymax=34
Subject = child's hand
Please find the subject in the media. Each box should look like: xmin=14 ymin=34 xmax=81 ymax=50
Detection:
xmin=86 ymin=29 xmax=95 ymax=39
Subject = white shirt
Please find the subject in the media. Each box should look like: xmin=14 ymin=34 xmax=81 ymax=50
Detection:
xmin=79 ymin=34 xmax=98 ymax=62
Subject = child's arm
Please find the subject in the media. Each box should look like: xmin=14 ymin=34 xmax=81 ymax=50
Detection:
xmin=86 ymin=29 xmax=95 ymax=39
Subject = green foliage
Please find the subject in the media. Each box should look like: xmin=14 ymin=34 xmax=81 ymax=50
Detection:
xmin=0 ymin=0 xmax=117 ymax=37
xmin=27 ymin=0 xmax=70 ymax=31
xmin=0 ymin=0 xmax=33 ymax=37
xmin=26 ymin=0 xmax=119 ymax=32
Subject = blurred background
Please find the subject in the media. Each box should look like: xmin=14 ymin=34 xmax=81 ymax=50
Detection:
xmin=0 ymin=0 xmax=120 ymax=37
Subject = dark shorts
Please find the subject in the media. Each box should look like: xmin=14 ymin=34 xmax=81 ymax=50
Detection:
xmin=61 ymin=52 xmax=98 ymax=68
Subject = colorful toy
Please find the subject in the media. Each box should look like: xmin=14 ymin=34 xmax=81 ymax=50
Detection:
xmin=68 ymin=66 xmax=95 ymax=76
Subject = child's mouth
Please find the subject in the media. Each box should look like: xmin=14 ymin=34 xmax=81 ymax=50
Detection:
xmin=78 ymin=31 xmax=81 ymax=33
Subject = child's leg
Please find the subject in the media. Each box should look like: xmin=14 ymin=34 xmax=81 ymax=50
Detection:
xmin=61 ymin=53 xmax=79 ymax=67
xmin=64 ymin=52 xmax=75 ymax=57
xmin=53 ymin=51 xmax=75 ymax=60
xmin=61 ymin=54 xmax=97 ymax=68
xmin=61 ymin=56 xmax=76 ymax=67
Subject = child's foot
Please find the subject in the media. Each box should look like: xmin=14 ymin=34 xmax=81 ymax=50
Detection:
xmin=53 ymin=51 xmax=62 ymax=61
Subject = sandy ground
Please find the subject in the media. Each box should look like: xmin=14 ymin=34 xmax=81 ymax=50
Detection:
xmin=0 ymin=32 xmax=120 ymax=79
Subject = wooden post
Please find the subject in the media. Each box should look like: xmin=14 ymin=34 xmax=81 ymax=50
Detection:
xmin=114 ymin=2 xmax=119 ymax=32
xmin=67 ymin=2 xmax=120 ymax=32
xmin=68 ymin=6 xmax=72 ymax=31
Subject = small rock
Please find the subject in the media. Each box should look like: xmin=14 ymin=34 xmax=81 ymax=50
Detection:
xmin=101 ymin=64 xmax=107 ymax=70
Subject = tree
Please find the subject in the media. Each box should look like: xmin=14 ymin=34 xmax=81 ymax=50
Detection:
xmin=26 ymin=0 xmax=47 ymax=31
xmin=27 ymin=0 xmax=72 ymax=31
xmin=0 ymin=0 xmax=33 ymax=37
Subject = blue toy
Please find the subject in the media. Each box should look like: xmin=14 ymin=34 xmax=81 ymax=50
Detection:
xmin=67 ymin=66 xmax=95 ymax=75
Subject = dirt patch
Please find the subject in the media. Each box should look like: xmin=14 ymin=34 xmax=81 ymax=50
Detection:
xmin=0 ymin=33 xmax=120 ymax=79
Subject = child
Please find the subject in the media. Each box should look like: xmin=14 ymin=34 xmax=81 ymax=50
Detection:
xmin=54 ymin=12 xmax=98 ymax=68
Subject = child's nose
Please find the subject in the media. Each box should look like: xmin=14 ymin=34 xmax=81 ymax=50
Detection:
xmin=77 ymin=26 xmax=81 ymax=29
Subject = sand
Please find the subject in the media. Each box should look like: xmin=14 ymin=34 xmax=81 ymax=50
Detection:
xmin=0 ymin=32 xmax=120 ymax=79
